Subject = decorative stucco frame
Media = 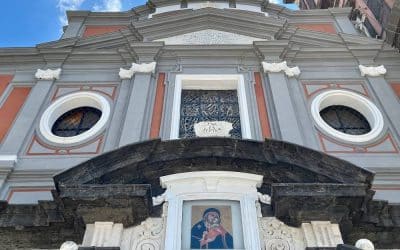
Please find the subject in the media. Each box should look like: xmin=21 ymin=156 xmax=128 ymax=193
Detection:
xmin=160 ymin=171 xmax=262 ymax=250
xmin=170 ymin=74 xmax=252 ymax=139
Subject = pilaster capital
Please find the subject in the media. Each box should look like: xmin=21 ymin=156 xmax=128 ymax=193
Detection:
xmin=119 ymin=62 xmax=157 ymax=79
xmin=130 ymin=42 xmax=163 ymax=63
xmin=35 ymin=68 xmax=62 ymax=80
xmin=262 ymin=61 xmax=301 ymax=77
xmin=359 ymin=64 xmax=387 ymax=77
xmin=253 ymin=40 xmax=289 ymax=60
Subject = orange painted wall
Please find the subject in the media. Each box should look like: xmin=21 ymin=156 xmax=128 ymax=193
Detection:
xmin=0 ymin=75 xmax=14 ymax=97
xmin=83 ymin=25 xmax=127 ymax=38
xmin=150 ymin=73 xmax=166 ymax=139
xmin=391 ymin=84 xmax=400 ymax=97
xmin=0 ymin=87 xmax=31 ymax=142
xmin=296 ymin=23 xmax=337 ymax=34
xmin=254 ymin=72 xmax=272 ymax=138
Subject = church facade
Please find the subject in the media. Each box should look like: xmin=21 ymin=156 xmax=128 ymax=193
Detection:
xmin=0 ymin=0 xmax=399 ymax=249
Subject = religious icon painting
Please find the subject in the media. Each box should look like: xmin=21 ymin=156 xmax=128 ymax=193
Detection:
xmin=181 ymin=200 xmax=244 ymax=250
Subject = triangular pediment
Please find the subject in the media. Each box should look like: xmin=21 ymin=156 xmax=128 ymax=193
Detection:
xmin=154 ymin=29 xmax=268 ymax=45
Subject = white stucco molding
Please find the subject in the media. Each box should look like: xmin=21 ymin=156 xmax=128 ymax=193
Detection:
xmin=152 ymin=191 xmax=167 ymax=206
xmin=355 ymin=239 xmax=375 ymax=250
xmin=262 ymin=61 xmax=301 ymax=77
xmin=0 ymin=155 xmax=17 ymax=164
xmin=35 ymin=68 xmax=62 ymax=80
xmin=119 ymin=62 xmax=157 ymax=79
xmin=257 ymin=192 xmax=271 ymax=204
xmin=60 ymin=241 xmax=78 ymax=250
xmin=82 ymin=218 xmax=165 ymax=249
xmin=194 ymin=121 xmax=233 ymax=137
xmin=359 ymin=65 xmax=386 ymax=77
xmin=160 ymin=171 xmax=263 ymax=193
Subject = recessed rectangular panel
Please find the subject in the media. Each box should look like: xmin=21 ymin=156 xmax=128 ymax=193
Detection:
xmin=0 ymin=87 xmax=31 ymax=142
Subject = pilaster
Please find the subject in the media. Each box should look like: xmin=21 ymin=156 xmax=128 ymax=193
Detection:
xmin=118 ymin=43 xmax=163 ymax=147
xmin=328 ymin=7 xmax=358 ymax=35
xmin=365 ymin=74 xmax=400 ymax=140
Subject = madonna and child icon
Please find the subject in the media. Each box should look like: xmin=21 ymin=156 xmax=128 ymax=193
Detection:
xmin=190 ymin=207 xmax=234 ymax=249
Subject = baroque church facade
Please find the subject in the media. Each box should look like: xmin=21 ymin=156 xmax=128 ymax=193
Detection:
xmin=0 ymin=0 xmax=399 ymax=249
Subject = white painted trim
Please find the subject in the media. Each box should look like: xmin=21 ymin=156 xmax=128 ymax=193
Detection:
xmin=262 ymin=61 xmax=301 ymax=77
xmin=170 ymin=74 xmax=252 ymax=139
xmin=0 ymin=155 xmax=17 ymax=163
xmin=161 ymin=171 xmax=263 ymax=250
xmin=39 ymin=91 xmax=111 ymax=145
xmin=311 ymin=90 xmax=384 ymax=143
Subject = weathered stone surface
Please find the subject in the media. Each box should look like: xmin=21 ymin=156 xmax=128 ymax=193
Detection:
xmin=55 ymin=138 xmax=373 ymax=192
xmin=336 ymin=245 xmax=360 ymax=250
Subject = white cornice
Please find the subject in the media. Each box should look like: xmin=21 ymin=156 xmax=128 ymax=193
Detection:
xmin=262 ymin=61 xmax=301 ymax=77
xmin=119 ymin=62 xmax=156 ymax=79
xmin=0 ymin=155 xmax=17 ymax=163
xmin=35 ymin=68 xmax=62 ymax=80
xmin=359 ymin=65 xmax=387 ymax=77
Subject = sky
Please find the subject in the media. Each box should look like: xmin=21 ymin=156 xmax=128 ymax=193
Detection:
xmin=0 ymin=0 xmax=297 ymax=48
xmin=0 ymin=0 xmax=146 ymax=47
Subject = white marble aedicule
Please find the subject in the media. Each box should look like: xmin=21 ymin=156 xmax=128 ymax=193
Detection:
xmin=262 ymin=61 xmax=301 ymax=77
xmin=119 ymin=62 xmax=157 ymax=79
xmin=35 ymin=68 xmax=61 ymax=80
xmin=359 ymin=65 xmax=387 ymax=77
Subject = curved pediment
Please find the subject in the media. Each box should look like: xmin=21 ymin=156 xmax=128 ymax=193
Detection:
xmin=54 ymin=138 xmax=373 ymax=195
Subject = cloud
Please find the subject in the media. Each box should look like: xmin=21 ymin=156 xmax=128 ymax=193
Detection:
xmin=93 ymin=0 xmax=122 ymax=12
xmin=58 ymin=0 xmax=123 ymax=26
xmin=57 ymin=0 xmax=86 ymax=26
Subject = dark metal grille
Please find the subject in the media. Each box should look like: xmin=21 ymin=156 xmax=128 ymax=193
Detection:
xmin=179 ymin=90 xmax=242 ymax=139
xmin=51 ymin=107 xmax=102 ymax=137
xmin=320 ymin=105 xmax=371 ymax=135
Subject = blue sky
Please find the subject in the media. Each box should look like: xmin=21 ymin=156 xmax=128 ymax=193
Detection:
xmin=0 ymin=0 xmax=146 ymax=47
xmin=0 ymin=0 xmax=297 ymax=48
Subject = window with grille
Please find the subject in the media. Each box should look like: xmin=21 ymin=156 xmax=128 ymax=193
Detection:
xmin=51 ymin=107 xmax=102 ymax=137
xmin=179 ymin=90 xmax=241 ymax=139
xmin=320 ymin=105 xmax=371 ymax=135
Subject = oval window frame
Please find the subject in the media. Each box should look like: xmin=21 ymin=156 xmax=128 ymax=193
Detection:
xmin=311 ymin=90 xmax=384 ymax=143
xmin=39 ymin=91 xmax=111 ymax=144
